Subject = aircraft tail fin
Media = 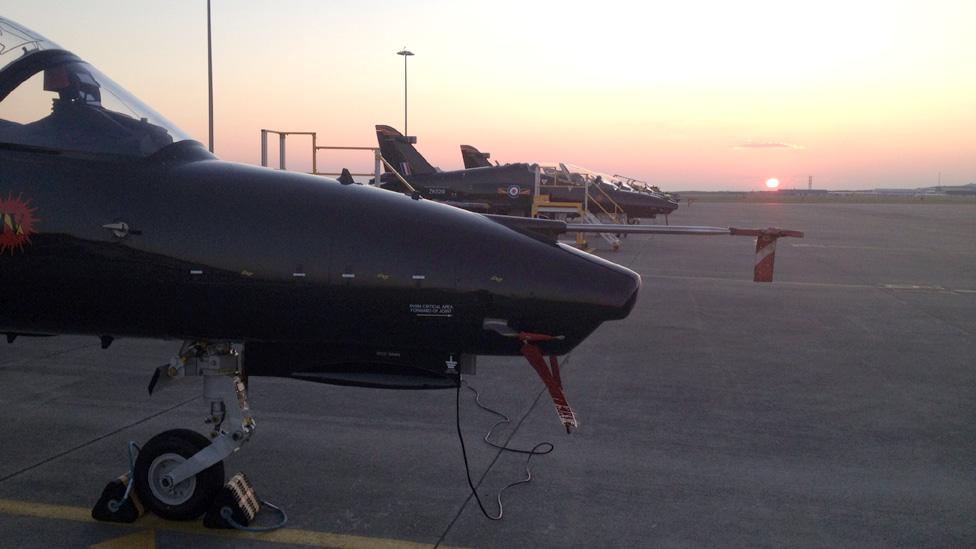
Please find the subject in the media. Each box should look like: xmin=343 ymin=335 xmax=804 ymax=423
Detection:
xmin=460 ymin=144 xmax=493 ymax=169
xmin=375 ymin=125 xmax=436 ymax=176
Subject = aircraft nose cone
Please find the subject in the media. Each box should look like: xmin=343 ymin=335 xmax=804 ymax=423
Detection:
xmin=650 ymin=194 xmax=675 ymax=211
xmin=455 ymin=217 xmax=642 ymax=354
xmin=551 ymin=242 xmax=641 ymax=319
xmin=512 ymin=241 xmax=642 ymax=353
xmin=610 ymin=261 xmax=641 ymax=317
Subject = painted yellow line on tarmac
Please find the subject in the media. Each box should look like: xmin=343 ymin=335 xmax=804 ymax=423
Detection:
xmin=0 ymin=498 xmax=91 ymax=522
xmin=0 ymin=498 xmax=464 ymax=549
xmin=91 ymin=530 xmax=156 ymax=549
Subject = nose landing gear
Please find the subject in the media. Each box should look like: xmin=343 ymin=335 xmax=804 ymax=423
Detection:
xmin=135 ymin=341 xmax=254 ymax=520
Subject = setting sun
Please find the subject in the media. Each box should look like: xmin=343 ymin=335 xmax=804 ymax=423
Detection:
xmin=765 ymin=178 xmax=780 ymax=189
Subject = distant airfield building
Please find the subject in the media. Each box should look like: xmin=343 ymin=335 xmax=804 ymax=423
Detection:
xmin=776 ymin=188 xmax=829 ymax=196
xmin=873 ymin=188 xmax=943 ymax=196
xmin=941 ymin=183 xmax=976 ymax=196
xmin=871 ymin=183 xmax=976 ymax=197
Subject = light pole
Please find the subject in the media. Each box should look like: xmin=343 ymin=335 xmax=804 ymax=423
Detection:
xmin=397 ymin=48 xmax=414 ymax=138
xmin=207 ymin=0 xmax=214 ymax=153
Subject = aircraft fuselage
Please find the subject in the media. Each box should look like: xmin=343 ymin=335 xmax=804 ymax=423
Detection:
xmin=0 ymin=142 xmax=640 ymax=377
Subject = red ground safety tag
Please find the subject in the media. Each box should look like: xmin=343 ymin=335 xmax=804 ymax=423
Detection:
xmin=520 ymin=341 xmax=577 ymax=433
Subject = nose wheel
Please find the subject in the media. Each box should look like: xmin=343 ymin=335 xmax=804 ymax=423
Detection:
xmin=134 ymin=429 xmax=225 ymax=520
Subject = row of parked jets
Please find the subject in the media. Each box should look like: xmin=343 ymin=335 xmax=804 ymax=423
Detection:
xmin=367 ymin=125 xmax=679 ymax=222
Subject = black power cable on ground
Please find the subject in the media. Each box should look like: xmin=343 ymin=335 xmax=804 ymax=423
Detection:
xmin=454 ymin=355 xmax=572 ymax=521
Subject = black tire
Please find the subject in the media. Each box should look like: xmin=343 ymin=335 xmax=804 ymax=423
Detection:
xmin=134 ymin=429 xmax=224 ymax=520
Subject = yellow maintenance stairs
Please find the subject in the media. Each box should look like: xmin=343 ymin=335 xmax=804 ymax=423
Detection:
xmin=530 ymin=166 xmax=629 ymax=251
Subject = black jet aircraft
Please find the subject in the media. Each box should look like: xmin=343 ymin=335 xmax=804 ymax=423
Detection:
xmin=0 ymin=17 xmax=641 ymax=521
xmin=375 ymin=125 xmax=679 ymax=220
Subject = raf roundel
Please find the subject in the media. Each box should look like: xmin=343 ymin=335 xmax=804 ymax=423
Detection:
xmin=507 ymin=185 xmax=521 ymax=198
xmin=0 ymin=193 xmax=39 ymax=255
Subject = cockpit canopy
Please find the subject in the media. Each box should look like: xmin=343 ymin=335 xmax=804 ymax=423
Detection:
xmin=536 ymin=162 xmax=670 ymax=198
xmin=0 ymin=16 xmax=62 ymax=72
xmin=0 ymin=17 xmax=191 ymax=157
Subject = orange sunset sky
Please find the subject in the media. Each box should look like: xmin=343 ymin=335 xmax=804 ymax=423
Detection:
xmin=3 ymin=0 xmax=974 ymax=190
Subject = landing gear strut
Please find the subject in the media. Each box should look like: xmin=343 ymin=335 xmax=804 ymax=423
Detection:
xmin=137 ymin=341 xmax=255 ymax=520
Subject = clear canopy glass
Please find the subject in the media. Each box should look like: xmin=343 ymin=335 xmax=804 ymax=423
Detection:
xmin=0 ymin=16 xmax=61 ymax=73
xmin=0 ymin=16 xmax=192 ymax=156
xmin=534 ymin=162 xmax=669 ymax=196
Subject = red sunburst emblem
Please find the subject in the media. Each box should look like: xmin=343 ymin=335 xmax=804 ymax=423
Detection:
xmin=0 ymin=193 xmax=40 ymax=254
